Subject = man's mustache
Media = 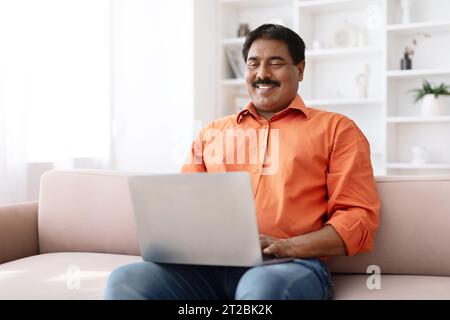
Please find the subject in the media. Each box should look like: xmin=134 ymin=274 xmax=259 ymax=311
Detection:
xmin=252 ymin=79 xmax=281 ymax=88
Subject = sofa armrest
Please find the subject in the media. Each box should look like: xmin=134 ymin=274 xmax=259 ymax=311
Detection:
xmin=0 ymin=201 xmax=39 ymax=264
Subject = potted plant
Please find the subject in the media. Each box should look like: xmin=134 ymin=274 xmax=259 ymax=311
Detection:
xmin=411 ymin=80 xmax=450 ymax=116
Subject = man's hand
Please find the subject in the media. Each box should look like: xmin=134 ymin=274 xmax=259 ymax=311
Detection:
xmin=259 ymin=225 xmax=347 ymax=258
xmin=259 ymin=234 xmax=277 ymax=250
xmin=260 ymin=234 xmax=295 ymax=258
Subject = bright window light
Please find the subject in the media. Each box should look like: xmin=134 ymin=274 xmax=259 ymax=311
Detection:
xmin=0 ymin=0 xmax=111 ymax=164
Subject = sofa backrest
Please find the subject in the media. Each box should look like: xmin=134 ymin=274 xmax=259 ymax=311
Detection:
xmin=38 ymin=170 xmax=139 ymax=255
xmin=39 ymin=171 xmax=450 ymax=276
xmin=327 ymin=176 xmax=450 ymax=276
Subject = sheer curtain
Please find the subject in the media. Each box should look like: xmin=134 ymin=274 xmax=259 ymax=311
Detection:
xmin=0 ymin=0 xmax=111 ymax=205
xmin=0 ymin=64 xmax=28 ymax=204
xmin=0 ymin=0 xmax=31 ymax=204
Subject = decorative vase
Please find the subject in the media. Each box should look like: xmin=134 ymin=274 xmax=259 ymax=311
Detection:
xmin=420 ymin=94 xmax=449 ymax=116
xmin=401 ymin=52 xmax=412 ymax=70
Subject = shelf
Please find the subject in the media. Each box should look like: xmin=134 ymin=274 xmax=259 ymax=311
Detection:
xmin=296 ymin=0 xmax=372 ymax=13
xmin=387 ymin=20 xmax=450 ymax=35
xmin=305 ymin=98 xmax=381 ymax=107
xmin=221 ymin=37 xmax=245 ymax=46
xmin=305 ymin=47 xmax=381 ymax=60
xmin=387 ymin=69 xmax=450 ymax=79
xmin=221 ymin=78 xmax=245 ymax=86
xmin=387 ymin=162 xmax=450 ymax=170
xmin=387 ymin=116 xmax=450 ymax=123
xmin=220 ymin=0 xmax=292 ymax=9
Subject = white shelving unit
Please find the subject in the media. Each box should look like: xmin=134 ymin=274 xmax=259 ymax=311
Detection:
xmin=305 ymin=98 xmax=381 ymax=108
xmin=387 ymin=162 xmax=450 ymax=169
xmin=221 ymin=37 xmax=245 ymax=45
xmin=387 ymin=69 xmax=450 ymax=78
xmin=296 ymin=0 xmax=374 ymax=13
xmin=386 ymin=20 xmax=450 ymax=35
xmin=387 ymin=116 xmax=450 ymax=123
xmin=221 ymin=78 xmax=246 ymax=86
xmin=216 ymin=0 xmax=450 ymax=175
xmin=305 ymin=47 xmax=382 ymax=60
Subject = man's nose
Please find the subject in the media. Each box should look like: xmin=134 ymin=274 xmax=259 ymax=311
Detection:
xmin=256 ymin=63 xmax=271 ymax=79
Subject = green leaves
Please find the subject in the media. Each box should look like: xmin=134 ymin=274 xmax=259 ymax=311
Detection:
xmin=411 ymin=79 xmax=450 ymax=103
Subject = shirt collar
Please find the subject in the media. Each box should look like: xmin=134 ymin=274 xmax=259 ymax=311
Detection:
xmin=236 ymin=95 xmax=309 ymax=124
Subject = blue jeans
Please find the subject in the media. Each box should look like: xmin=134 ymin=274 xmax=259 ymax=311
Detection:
xmin=104 ymin=258 xmax=334 ymax=300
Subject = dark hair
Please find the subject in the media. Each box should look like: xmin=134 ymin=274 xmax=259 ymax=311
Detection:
xmin=242 ymin=24 xmax=306 ymax=65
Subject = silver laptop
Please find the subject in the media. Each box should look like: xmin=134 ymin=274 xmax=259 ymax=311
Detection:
xmin=128 ymin=172 xmax=293 ymax=267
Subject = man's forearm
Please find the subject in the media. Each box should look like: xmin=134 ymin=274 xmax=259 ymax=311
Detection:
xmin=288 ymin=225 xmax=347 ymax=257
xmin=263 ymin=225 xmax=347 ymax=258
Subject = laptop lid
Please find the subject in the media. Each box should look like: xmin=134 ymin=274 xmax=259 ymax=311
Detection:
xmin=128 ymin=172 xmax=264 ymax=267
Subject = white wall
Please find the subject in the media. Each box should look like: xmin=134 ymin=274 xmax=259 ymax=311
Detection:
xmin=194 ymin=0 xmax=217 ymax=126
xmin=112 ymin=0 xmax=194 ymax=173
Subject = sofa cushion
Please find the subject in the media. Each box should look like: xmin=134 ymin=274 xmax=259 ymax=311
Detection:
xmin=0 ymin=252 xmax=141 ymax=299
xmin=327 ymin=176 xmax=450 ymax=277
xmin=332 ymin=274 xmax=450 ymax=300
xmin=2 ymin=252 xmax=450 ymax=300
xmin=38 ymin=170 xmax=140 ymax=255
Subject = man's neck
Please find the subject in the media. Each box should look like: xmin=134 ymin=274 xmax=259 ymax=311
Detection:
xmin=256 ymin=108 xmax=279 ymax=120
xmin=253 ymin=95 xmax=298 ymax=120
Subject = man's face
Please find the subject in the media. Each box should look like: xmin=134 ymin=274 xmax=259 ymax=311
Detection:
xmin=245 ymin=39 xmax=305 ymax=113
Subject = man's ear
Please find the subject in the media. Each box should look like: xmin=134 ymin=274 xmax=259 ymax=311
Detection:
xmin=298 ymin=60 xmax=306 ymax=82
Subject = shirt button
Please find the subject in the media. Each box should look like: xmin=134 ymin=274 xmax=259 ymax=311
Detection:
xmin=253 ymin=169 xmax=259 ymax=173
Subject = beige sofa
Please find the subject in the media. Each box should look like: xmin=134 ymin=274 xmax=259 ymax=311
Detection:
xmin=0 ymin=170 xmax=449 ymax=299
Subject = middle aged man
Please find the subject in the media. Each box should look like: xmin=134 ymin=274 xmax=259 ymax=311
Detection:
xmin=105 ymin=24 xmax=380 ymax=300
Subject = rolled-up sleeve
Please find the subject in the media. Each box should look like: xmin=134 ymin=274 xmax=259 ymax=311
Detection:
xmin=325 ymin=117 xmax=380 ymax=256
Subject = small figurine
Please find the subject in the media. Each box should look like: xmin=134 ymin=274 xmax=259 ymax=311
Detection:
xmin=356 ymin=65 xmax=371 ymax=99
xmin=238 ymin=24 xmax=250 ymax=38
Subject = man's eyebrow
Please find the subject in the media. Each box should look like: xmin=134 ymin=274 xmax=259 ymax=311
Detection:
xmin=247 ymin=56 xmax=287 ymax=62
xmin=268 ymin=56 xmax=287 ymax=62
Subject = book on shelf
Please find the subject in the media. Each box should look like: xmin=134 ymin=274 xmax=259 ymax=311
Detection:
xmin=225 ymin=46 xmax=246 ymax=79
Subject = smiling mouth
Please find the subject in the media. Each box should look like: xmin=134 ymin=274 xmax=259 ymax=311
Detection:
xmin=254 ymin=83 xmax=279 ymax=93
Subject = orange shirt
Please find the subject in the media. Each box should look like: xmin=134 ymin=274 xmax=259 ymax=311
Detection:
xmin=181 ymin=95 xmax=380 ymax=256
